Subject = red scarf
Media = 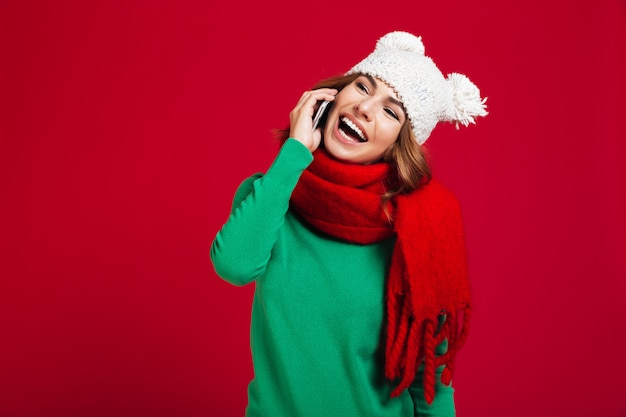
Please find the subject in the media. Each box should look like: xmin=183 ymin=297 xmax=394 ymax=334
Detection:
xmin=290 ymin=148 xmax=471 ymax=404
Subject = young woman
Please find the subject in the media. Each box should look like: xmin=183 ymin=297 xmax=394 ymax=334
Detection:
xmin=211 ymin=31 xmax=487 ymax=417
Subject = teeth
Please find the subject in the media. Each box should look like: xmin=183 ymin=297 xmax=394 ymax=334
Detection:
xmin=339 ymin=128 xmax=358 ymax=143
xmin=341 ymin=117 xmax=366 ymax=141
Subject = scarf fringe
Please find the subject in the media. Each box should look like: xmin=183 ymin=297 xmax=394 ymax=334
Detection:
xmin=386 ymin=304 xmax=471 ymax=403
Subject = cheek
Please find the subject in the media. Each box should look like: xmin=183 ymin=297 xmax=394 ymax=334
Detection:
xmin=378 ymin=122 xmax=401 ymax=147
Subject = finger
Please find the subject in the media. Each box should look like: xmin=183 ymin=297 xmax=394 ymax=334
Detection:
xmin=292 ymin=91 xmax=317 ymax=113
xmin=295 ymin=88 xmax=337 ymax=107
xmin=312 ymin=128 xmax=322 ymax=145
xmin=311 ymin=88 xmax=338 ymax=101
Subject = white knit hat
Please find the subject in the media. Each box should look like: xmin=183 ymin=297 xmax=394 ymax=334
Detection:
xmin=347 ymin=31 xmax=488 ymax=145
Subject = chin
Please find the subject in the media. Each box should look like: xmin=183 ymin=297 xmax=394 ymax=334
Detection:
xmin=327 ymin=146 xmax=372 ymax=164
xmin=324 ymin=139 xmax=356 ymax=163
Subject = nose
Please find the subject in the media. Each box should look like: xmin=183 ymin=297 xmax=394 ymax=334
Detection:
xmin=355 ymin=97 xmax=374 ymax=122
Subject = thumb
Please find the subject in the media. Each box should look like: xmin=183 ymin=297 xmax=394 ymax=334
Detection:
xmin=311 ymin=128 xmax=323 ymax=152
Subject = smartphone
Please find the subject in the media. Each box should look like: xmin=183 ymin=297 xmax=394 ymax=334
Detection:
xmin=312 ymin=100 xmax=330 ymax=131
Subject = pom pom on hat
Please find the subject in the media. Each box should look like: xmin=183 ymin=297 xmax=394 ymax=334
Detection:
xmin=347 ymin=31 xmax=487 ymax=144
xmin=447 ymin=73 xmax=488 ymax=128
xmin=376 ymin=31 xmax=425 ymax=55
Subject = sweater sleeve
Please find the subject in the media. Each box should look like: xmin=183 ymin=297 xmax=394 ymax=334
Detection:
xmin=210 ymin=138 xmax=313 ymax=286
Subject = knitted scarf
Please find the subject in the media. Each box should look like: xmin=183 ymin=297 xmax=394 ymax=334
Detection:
xmin=290 ymin=148 xmax=471 ymax=404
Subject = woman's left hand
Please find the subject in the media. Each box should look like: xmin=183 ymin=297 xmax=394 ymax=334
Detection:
xmin=289 ymin=88 xmax=337 ymax=152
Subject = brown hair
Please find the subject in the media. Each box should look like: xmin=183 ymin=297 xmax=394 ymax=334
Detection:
xmin=276 ymin=73 xmax=432 ymax=203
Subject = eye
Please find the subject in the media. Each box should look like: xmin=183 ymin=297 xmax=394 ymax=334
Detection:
xmin=385 ymin=108 xmax=400 ymax=121
xmin=356 ymin=82 xmax=369 ymax=94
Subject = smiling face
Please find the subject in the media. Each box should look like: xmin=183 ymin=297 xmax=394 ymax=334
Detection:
xmin=322 ymin=74 xmax=407 ymax=164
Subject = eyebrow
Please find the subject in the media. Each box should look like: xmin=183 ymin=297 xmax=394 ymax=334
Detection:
xmin=364 ymin=74 xmax=406 ymax=113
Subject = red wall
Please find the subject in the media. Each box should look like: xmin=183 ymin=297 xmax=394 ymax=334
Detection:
xmin=1 ymin=1 xmax=625 ymax=416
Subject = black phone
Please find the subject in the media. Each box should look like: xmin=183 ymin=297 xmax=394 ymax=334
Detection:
xmin=312 ymin=100 xmax=330 ymax=131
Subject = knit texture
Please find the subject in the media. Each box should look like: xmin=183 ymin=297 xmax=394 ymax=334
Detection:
xmin=291 ymin=147 xmax=471 ymax=403
xmin=347 ymin=31 xmax=488 ymax=144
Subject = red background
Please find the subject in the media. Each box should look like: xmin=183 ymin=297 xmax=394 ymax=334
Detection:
xmin=1 ymin=1 xmax=625 ymax=416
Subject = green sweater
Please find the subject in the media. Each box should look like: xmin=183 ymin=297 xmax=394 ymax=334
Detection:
xmin=211 ymin=139 xmax=455 ymax=417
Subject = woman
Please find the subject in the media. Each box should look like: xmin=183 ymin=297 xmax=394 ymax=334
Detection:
xmin=211 ymin=31 xmax=487 ymax=417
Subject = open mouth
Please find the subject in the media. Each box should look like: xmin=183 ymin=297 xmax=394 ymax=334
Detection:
xmin=338 ymin=116 xmax=367 ymax=143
